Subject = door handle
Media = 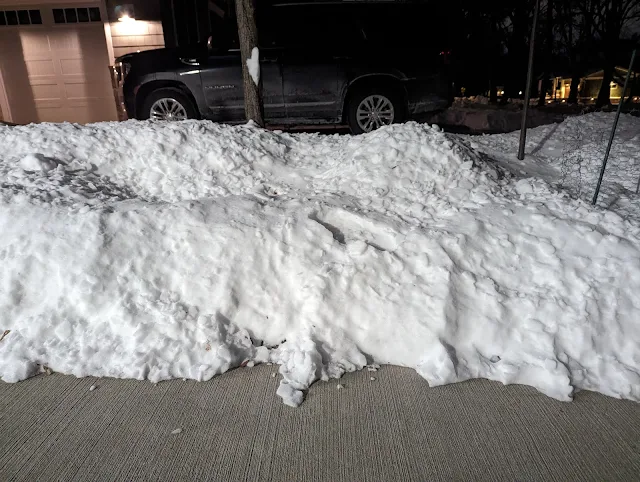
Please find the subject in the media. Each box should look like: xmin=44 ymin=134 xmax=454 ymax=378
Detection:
xmin=180 ymin=58 xmax=200 ymax=66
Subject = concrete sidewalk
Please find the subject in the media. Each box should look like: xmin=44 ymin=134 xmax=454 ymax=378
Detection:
xmin=0 ymin=365 xmax=638 ymax=481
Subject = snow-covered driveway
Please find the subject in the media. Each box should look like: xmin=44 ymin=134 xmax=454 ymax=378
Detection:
xmin=1 ymin=116 xmax=639 ymax=406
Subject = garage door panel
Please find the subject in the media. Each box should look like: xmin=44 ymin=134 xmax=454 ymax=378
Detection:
xmin=1 ymin=5 xmax=117 ymax=124
xmin=35 ymin=104 xmax=112 ymax=124
xmin=33 ymin=99 xmax=64 ymax=110
xmin=18 ymin=31 xmax=51 ymax=55
xmin=25 ymin=59 xmax=56 ymax=77
xmin=48 ymin=29 xmax=81 ymax=51
xmin=59 ymin=58 xmax=83 ymax=75
xmin=67 ymin=98 xmax=113 ymax=109
xmin=35 ymin=106 xmax=71 ymax=123
xmin=65 ymin=81 xmax=110 ymax=100
xmin=31 ymin=82 xmax=61 ymax=100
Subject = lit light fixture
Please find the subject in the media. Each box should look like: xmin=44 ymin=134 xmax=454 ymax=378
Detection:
xmin=519 ymin=91 xmax=523 ymax=95
xmin=115 ymin=4 xmax=135 ymax=22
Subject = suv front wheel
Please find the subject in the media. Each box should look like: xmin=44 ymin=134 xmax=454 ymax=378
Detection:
xmin=140 ymin=88 xmax=197 ymax=121
xmin=346 ymin=86 xmax=405 ymax=134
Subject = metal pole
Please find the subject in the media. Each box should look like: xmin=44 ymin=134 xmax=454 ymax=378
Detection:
xmin=592 ymin=49 xmax=637 ymax=205
xmin=517 ymin=0 xmax=541 ymax=161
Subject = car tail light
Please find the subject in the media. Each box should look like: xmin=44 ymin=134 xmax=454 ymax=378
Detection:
xmin=439 ymin=50 xmax=451 ymax=65
xmin=115 ymin=61 xmax=131 ymax=85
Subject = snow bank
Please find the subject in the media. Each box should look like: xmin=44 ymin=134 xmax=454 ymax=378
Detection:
xmin=1 ymin=119 xmax=639 ymax=406
xmin=471 ymin=112 xmax=640 ymax=221
xmin=430 ymin=103 xmax=564 ymax=133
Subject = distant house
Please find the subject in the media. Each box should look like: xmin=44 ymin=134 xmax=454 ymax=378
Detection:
xmin=547 ymin=67 xmax=639 ymax=103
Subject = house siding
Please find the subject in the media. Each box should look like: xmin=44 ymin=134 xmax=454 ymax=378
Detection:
xmin=110 ymin=20 xmax=165 ymax=59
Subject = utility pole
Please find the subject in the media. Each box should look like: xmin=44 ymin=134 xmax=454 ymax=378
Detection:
xmin=234 ymin=0 xmax=264 ymax=127
xmin=517 ymin=0 xmax=541 ymax=160
xmin=594 ymin=49 xmax=637 ymax=204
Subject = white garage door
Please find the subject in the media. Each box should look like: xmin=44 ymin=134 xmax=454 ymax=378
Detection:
xmin=0 ymin=4 xmax=117 ymax=124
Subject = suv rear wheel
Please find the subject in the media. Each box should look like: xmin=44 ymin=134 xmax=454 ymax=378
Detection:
xmin=141 ymin=88 xmax=197 ymax=121
xmin=346 ymin=86 xmax=405 ymax=134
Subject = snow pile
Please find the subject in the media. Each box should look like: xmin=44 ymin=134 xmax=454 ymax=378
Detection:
xmin=453 ymin=95 xmax=491 ymax=106
xmin=1 ymin=119 xmax=639 ymax=406
xmin=246 ymin=47 xmax=260 ymax=86
xmin=471 ymin=112 xmax=640 ymax=220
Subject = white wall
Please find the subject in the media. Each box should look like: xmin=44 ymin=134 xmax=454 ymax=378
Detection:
xmin=110 ymin=20 xmax=164 ymax=61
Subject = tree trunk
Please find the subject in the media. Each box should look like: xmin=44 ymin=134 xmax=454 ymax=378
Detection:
xmin=538 ymin=0 xmax=553 ymax=106
xmin=568 ymin=72 xmax=581 ymax=103
xmin=595 ymin=62 xmax=614 ymax=108
xmin=538 ymin=77 xmax=549 ymax=106
xmin=234 ymin=0 xmax=264 ymax=126
xmin=489 ymin=83 xmax=498 ymax=103
xmin=503 ymin=4 xmax=529 ymax=103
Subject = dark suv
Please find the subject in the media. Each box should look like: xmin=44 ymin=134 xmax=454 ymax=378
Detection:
xmin=117 ymin=1 xmax=452 ymax=133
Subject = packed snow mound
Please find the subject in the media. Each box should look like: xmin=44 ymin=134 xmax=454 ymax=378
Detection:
xmin=0 ymin=120 xmax=495 ymax=206
xmin=1 ymin=120 xmax=640 ymax=407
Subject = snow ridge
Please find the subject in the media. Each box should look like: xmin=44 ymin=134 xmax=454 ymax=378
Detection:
xmin=1 ymin=117 xmax=639 ymax=406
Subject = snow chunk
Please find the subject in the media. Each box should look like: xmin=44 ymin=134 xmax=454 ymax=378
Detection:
xmin=246 ymin=47 xmax=260 ymax=86
xmin=276 ymin=381 xmax=304 ymax=408
xmin=20 ymin=153 xmax=60 ymax=172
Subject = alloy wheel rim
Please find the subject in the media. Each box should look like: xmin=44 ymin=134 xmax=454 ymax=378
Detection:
xmin=150 ymin=98 xmax=187 ymax=121
xmin=356 ymin=95 xmax=394 ymax=132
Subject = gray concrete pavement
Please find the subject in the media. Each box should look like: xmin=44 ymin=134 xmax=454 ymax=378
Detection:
xmin=1 ymin=365 xmax=639 ymax=481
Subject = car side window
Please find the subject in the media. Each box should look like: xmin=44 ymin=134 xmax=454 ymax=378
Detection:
xmin=359 ymin=5 xmax=447 ymax=54
xmin=207 ymin=13 xmax=239 ymax=52
xmin=261 ymin=6 xmax=363 ymax=51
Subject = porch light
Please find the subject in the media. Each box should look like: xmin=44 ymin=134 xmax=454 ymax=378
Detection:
xmin=116 ymin=4 xmax=135 ymax=22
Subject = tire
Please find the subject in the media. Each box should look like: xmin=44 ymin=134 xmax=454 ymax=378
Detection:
xmin=140 ymin=88 xmax=198 ymax=121
xmin=346 ymin=86 xmax=406 ymax=134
